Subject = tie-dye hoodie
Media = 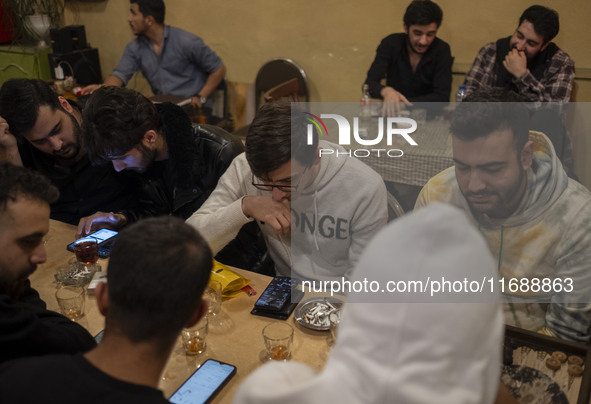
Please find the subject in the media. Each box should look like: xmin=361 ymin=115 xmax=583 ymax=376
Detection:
xmin=416 ymin=131 xmax=591 ymax=343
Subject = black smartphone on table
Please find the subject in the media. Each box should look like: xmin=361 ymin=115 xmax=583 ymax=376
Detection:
xmin=251 ymin=276 xmax=304 ymax=320
xmin=66 ymin=228 xmax=118 ymax=258
xmin=168 ymin=359 xmax=236 ymax=404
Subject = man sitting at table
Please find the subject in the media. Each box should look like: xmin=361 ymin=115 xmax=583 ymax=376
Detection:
xmin=82 ymin=0 xmax=226 ymax=114
xmin=364 ymin=0 xmax=452 ymax=116
xmin=415 ymin=88 xmax=591 ymax=343
xmin=462 ymin=5 xmax=576 ymax=170
xmin=0 ymin=78 xmax=139 ymax=225
xmin=0 ymin=163 xmax=96 ymax=364
xmin=0 ymin=216 xmax=212 ymax=403
xmin=463 ymin=5 xmax=574 ymax=103
xmin=186 ymin=101 xmax=388 ymax=281
xmin=77 ymin=86 xmax=243 ymax=236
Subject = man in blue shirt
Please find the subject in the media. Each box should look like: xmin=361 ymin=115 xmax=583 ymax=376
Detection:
xmin=82 ymin=0 xmax=226 ymax=110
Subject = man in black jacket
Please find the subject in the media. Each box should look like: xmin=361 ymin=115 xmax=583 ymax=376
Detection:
xmin=0 ymin=163 xmax=96 ymax=364
xmin=78 ymin=86 xmax=244 ymax=236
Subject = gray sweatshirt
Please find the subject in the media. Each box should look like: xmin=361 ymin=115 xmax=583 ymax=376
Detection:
xmin=186 ymin=140 xmax=388 ymax=281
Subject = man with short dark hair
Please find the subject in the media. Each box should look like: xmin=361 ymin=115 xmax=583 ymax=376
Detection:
xmin=79 ymin=86 xmax=243 ymax=235
xmin=415 ymin=88 xmax=591 ymax=342
xmin=0 ymin=163 xmax=96 ymax=364
xmin=0 ymin=78 xmax=139 ymax=225
xmin=0 ymin=216 xmax=212 ymax=403
xmin=365 ymin=0 xmax=452 ymax=115
xmin=82 ymin=0 xmax=225 ymax=111
xmin=463 ymin=5 xmax=574 ymax=102
xmin=187 ymin=102 xmax=388 ymax=281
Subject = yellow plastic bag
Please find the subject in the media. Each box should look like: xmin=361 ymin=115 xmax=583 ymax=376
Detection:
xmin=210 ymin=260 xmax=251 ymax=298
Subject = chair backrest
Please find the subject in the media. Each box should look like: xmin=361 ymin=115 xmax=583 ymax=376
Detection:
xmin=211 ymin=78 xmax=228 ymax=120
xmin=263 ymin=77 xmax=299 ymax=103
xmin=387 ymin=192 xmax=405 ymax=222
xmin=255 ymin=58 xmax=308 ymax=109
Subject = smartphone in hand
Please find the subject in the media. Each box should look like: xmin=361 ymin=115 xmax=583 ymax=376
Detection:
xmin=67 ymin=228 xmax=118 ymax=258
xmin=169 ymin=359 xmax=236 ymax=404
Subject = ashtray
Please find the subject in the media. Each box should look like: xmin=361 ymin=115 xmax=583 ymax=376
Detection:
xmin=294 ymin=297 xmax=344 ymax=331
xmin=55 ymin=261 xmax=101 ymax=286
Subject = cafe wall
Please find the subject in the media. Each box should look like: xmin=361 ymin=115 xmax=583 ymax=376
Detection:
xmin=64 ymin=0 xmax=591 ymax=187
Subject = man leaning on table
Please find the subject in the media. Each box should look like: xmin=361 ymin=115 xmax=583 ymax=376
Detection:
xmin=415 ymin=88 xmax=591 ymax=343
xmin=0 ymin=163 xmax=95 ymax=364
xmin=364 ymin=0 xmax=452 ymax=116
xmin=77 ymin=86 xmax=243 ymax=236
xmin=186 ymin=101 xmax=388 ymax=281
xmin=0 ymin=79 xmax=139 ymax=226
xmin=82 ymin=0 xmax=226 ymax=112
xmin=0 ymin=217 xmax=212 ymax=403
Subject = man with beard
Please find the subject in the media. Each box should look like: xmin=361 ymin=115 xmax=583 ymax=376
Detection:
xmin=463 ymin=5 xmax=574 ymax=103
xmin=0 ymin=163 xmax=96 ymax=364
xmin=78 ymin=86 xmax=243 ymax=236
xmin=81 ymin=0 xmax=225 ymax=112
xmin=415 ymin=88 xmax=591 ymax=343
xmin=364 ymin=0 xmax=452 ymax=116
xmin=0 ymin=79 xmax=139 ymax=225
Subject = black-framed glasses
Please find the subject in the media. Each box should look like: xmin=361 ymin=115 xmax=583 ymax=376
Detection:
xmin=251 ymin=167 xmax=308 ymax=193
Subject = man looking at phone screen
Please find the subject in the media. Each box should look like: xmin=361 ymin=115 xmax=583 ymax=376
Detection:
xmin=78 ymin=86 xmax=243 ymax=237
xmin=0 ymin=163 xmax=95 ymax=364
xmin=0 ymin=79 xmax=140 ymax=226
xmin=0 ymin=217 xmax=212 ymax=403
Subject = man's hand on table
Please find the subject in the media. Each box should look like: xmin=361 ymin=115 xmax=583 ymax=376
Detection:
xmin=242 ymin=196 xmax=291 ymax=235
xmin=77 ymin=212 xmax=127 ymax=237
xmin=503 ymin=48 xmax=528 ymax=80
xmin=380 ymin=86 xmax=413 ymax=117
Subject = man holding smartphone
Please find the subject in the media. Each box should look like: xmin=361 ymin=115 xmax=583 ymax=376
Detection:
xmin=0 ymin=79 xmax=140 ymax=226
xmin=0 ymin=163 xmax=96 ymax=364
xmin=0 ymin=217 xmax=212 ymax=402
xmin=77 ymin=86 xmax=243 ymax=236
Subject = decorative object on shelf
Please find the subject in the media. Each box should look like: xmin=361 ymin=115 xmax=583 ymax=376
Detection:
xmin=1 ymin=0 xmax=64 ymax=47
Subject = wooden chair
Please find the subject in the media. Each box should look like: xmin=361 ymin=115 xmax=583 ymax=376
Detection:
xmin=263 ymin=77 xmax=299 ymax=103
xmin=254 ymin=58 xmax=308 ymax=109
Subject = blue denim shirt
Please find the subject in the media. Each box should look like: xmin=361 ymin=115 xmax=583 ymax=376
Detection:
xmin=112 ymin=25 xmax=222 ymax=98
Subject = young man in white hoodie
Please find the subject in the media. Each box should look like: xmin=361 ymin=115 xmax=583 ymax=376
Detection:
xmin=415 ymin=88 xmax=591 ymax=343
xmin=187 ymin=101 xmax=388 ymax=281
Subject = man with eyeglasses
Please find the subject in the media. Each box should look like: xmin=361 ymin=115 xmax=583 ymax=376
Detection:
xmin=0 ymin=163 xmax=95 ymax=363
xmin=77 ymin=86 xmax=243 ymax=236
xmin=187 ymin=102 xmax=388 ymax=281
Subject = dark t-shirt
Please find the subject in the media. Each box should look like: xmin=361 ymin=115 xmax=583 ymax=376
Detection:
xmin=365 ymin=33 xmax=453 ymax=102
xmin=0 ymin=281 xmax=96 ymax=365
xmin=0 ymin=354 xmax=169 ymax=403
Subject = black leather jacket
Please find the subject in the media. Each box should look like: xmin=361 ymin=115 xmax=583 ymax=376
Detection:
xmin=121 ymin=118 xmax=244 ymax=222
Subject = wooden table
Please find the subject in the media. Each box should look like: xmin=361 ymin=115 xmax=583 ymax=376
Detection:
xmin=29 ymin=220 xmax=333 ymax=403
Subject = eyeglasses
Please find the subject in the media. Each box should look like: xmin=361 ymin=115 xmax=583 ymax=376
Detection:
xmin=251 ymin=167 xmax=308 ymax=193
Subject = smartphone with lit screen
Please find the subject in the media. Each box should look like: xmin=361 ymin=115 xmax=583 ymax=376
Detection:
xmin=66 ymin=228 xmax=118 ymax=258
xmin=169 ymin=359 xmax=236 ymax=404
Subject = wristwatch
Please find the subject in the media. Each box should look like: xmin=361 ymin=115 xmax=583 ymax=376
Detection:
xmin=198 ymin=95 xmax=207 ymax=105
